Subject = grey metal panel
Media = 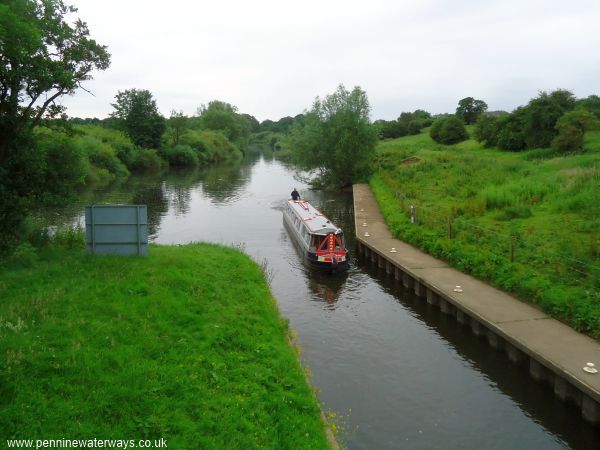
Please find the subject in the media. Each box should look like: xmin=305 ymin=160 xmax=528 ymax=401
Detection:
xmin=86 ymin=225 xmax=148 ymax=243
xmin=89 ymin=243 xmax=148 ymax=256
xmin=85 ymin=205 xmax=148 ymax=256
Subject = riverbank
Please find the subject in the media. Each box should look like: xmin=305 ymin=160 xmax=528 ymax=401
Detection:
xmin=371 ymin=129 xmax=600 ymax=336
xmin=0 ymin=243 xmax=331 ymax=449
xmin=354 ymin=184 xmax=600 ymax=426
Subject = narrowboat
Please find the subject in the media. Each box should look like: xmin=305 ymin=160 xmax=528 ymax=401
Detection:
xmin=283 ymin=200 xmax=349 ymax=271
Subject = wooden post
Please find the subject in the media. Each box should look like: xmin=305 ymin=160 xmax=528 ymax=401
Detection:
xmin=410 ymin=205 xmax=416 ymax=224
xmin=509 ymin=236 xmax=516 ymax=262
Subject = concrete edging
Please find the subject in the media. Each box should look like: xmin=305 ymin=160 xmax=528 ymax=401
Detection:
xmin=353 ymin=184 xmax=600 ymax=426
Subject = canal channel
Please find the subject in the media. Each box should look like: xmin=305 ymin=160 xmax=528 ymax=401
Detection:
xmin=57 ymin=153 xmax=600 ymax=449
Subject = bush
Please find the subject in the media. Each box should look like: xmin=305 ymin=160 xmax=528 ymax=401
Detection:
xmin=552 ymin=125 xmax=584 ymax=154
xmin=131 ymin=149 xmax=164 ymax=172
xmin=552 ymin=110 xmax=600 ymax=153
xmin=474 ymin=115 xmax=501 ymax=147
xmin=74 ymin=135 xmax=129 ymax=179
xmin=495 ymin=110 xmax=527 ymax=151
xmin=75 ymin=125 xmax=140 ymax=169
xmin=523 ymin=89 xmax=576 ymax=149
xmin=429 ymin=116 xmax=468 ymax=145
xmin=34 ymin=127 xmax=90 ymax=202
xmin=160 ymin=144 xmax=199 ymax=167
xmin=6 ymin=242 xmax=39 ymax=267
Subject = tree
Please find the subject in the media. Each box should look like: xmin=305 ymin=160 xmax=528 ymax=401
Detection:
xmin=0 ymin=0 xmax=109 ymax=254
xmin=456 ymin=97 xmax=488 ymax=124
xmin=288 ymin=84 xmax=377 ymax=187
xmin=575 ymin=95 xmax=600 ymax=119
xmin=430 ymin=116 xmax=468 ymax=145
xmin=474 ymin=114 xmax=502 ymax=147
xmin=241 ymin=113 xmax=259 ymax=133
xmin=0 ymin=0 xmax=110 ymax=163
xmin=196 ymin=100 xmax=250 ymax=150
xmin=522 ymin=89 xmax=576 ymax=148
xmin=495 ymin=108 xmax=528 ymax=151
xmin=552 ymin=109 xmax=600 ymax=153
xmin=110 ymin=89 xmax=166 ymax=149
xmin=165 ymin=110 xmax=188 ymax=146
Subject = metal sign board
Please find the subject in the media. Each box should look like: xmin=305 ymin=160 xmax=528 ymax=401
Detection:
xmin=85 ymin=205 xmax=148 ymax=256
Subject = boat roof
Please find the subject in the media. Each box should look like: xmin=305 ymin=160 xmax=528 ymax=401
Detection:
xmin=287 ymin=200 xmax=342 ymax=235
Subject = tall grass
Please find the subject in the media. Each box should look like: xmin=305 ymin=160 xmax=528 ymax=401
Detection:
xmin=370 ymin=130 xmax=600 ymax=336
xmin=0 ymin=244 xmax=330 ymax=448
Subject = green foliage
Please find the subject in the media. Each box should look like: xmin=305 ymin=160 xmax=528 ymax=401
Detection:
xmin=430 ymin=116 xmax=468 ymax=145
xmin=474 ymin=114 xmax=502 ymax=147
xmin=159 ymin=144 xmax=199 ymax=167
xmin=552 ymin=110 xmax=600 ymax=154
xmin=375 ymin=110 xmax=432 ymax=140
xmin=576 ymin=94 xmax=600 ymax=119
xmin=491 ymin=90 xmax=578 ymax=152
xmin=495 ymin=108 xmax=528 ymax=151
xmin=130 ymin=148 xmax=164 ymax=173
xmin=73 ymin=125 xmax=140 ymax=169
xmin=0 ymin=0 xmax=110 ymax=163
xmin=196 ymin=130 xmax=242 ymax=162
xmin=258 ymin=116 xmax=299 ymax=133
xmin=523 ymin=89 xmax=577 ymax=149
xmin=0 ymin=244 xmax=330 ymax=448
xmin=34 ymin=127 xmax=89 ymax=200
xmin=456 ymin=97 xmax=488 ymax=124
xmin=164 ymin=110 xmax=188 ymax=146
xmin=370 ymin=130 xmax=600 ymax=336
xmin=74 ymin=135 xmax=129 ymax=180
xmin=196 ymin=100 xmax=251 ymax=151
xmin=110 ymin=89 xmax=166 ymax=149
xmin=377 ymin=119 xmax=408 ymax=139
xmin=289 ymin=84 xmax=377 ymax=187
xmin=0 ymin=0 xmax=109 ymax=255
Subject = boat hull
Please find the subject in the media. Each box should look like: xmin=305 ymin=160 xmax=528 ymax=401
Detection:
xmin=283 ymin=206 xmax=349 ymax=272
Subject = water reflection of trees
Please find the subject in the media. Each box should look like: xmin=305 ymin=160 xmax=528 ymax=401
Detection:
xmin=131 ymin=183 xmax=169 ymax=238
xmin=161 ymin=169 xmax=202 ymax=216
xmin=200 ymin=161 xmax=251 ymax=205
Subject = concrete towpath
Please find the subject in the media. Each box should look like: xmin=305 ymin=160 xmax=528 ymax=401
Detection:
xmin=353 ymin=183 xmax=600 ymax=424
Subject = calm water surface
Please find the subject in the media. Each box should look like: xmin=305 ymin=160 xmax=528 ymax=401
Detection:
xmin=59 ymin=154 xmax=600 ymax=449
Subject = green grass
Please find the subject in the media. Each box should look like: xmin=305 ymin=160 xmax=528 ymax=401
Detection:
xmin=371 ymin=129 xmax=600 ymax=336
xmin=0 ymin=244 xmax=330 ymax=449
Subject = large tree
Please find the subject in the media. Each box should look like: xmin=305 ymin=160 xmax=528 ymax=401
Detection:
xmin=110 ymin=89 xmax=166 ymax=149
xmin=288 ymin=84 xmax=377 ymax=187
xmin=0 ymin=0 xmax=109 ymax=254
xmin=196 ymin=100 xmax=251 ymax=149
xmin=456 ymin=97 xmax=488 ymax=124
xmin=0 ymin=0 xmax=110 ymax=162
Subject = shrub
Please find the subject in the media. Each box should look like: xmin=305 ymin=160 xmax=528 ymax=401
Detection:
xmin=6 ymin=242 xmax=39 ymax=267
xmin=429 ymin=116 xmax=468 ymax=145
xmin=75 ymin=125 xmax=140 ymax=169
xmin=474 ymin=115 xmax=501 ymax=147
xmin=552 ymin=110 xmax=600 ymax=153
xmin=131 ymin=149 xmax=164 ymax=172
xmin=75 ymin=135 xmax=129 ymax=179
xmin=160 ymin=144 xmax=199 ymax=167
xmin=34 ymin=127 xmax=90 ymax=202
xmin=496 ymin=109 xmax=527 ymax=151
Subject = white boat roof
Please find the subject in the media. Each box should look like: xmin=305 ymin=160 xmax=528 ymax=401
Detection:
xmin=287 ymin=200 xmax=342 ymax=235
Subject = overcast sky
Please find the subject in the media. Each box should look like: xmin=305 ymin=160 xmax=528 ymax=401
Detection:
xmin=61 ymin=0 xmax=600 ymax=122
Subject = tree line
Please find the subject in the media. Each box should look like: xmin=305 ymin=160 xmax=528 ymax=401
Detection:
xmin=3 ymin=1 xmax=600 ymax=256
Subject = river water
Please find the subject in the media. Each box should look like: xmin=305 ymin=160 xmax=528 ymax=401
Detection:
xmin=57 ymin=154 xmax=600 ymax=449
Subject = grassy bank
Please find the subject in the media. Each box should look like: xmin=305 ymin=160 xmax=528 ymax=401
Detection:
xmin=0 ymin=244 xmax=330 ymax=449
xmin=370 ymin=129 xmax=600 ymax=336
